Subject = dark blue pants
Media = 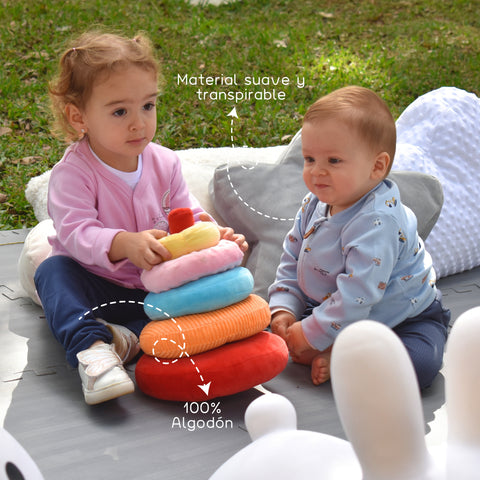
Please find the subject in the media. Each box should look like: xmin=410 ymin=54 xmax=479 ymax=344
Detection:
xmin=392 ymin=293 xmax=450 ymax=389
xmin=303 ymin=293 xmax=450 ymax=390
xmin=34 ymin=256 xmax=149 ymax=367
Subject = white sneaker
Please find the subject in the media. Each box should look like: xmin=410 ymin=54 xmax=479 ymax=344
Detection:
xmin=77 ymin=343 xmax=134 ymax=405
xmin=97 ymin=319 xmax=140 ymax=364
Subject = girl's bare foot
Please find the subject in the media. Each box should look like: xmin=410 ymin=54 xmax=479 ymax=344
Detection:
xmin=311 ymin=347 xmax=333 ymax=385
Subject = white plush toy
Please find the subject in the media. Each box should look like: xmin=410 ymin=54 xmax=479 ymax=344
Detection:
xmin=209 ymin=392 xmax=362 ymax=479
xmin=0 ymin=427 xmax=44 ymax=480
xmin=394 ymin=87 xmax=480 ymax=278
xmin=210 ymin=309 xmax=480 ymax=480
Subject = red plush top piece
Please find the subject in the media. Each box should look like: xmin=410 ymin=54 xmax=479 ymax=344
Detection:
xmin=168 ymin=208 xmax=195 ymax=234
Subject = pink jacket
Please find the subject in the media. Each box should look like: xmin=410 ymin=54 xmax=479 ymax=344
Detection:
xmin=47 ymin=138 xmax=205 ymax=289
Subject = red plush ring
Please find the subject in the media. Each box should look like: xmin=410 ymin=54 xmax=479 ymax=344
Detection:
xmin=135 ymin=331 xmax=288 ymax=401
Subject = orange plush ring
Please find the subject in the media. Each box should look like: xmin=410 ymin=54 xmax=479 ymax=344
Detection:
xmin=139 ymin=294 xmax=270 ymax=359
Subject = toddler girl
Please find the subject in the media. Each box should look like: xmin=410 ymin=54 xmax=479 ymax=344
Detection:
xmin=34 ymin=30 xmax=247 ymax=405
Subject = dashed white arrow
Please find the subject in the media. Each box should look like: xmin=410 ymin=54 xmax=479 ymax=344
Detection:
xmin=198 ymin=381 xmax=212 ymax=396
xmin=227 ymin=106 xmax=238 ymax=147
xmin=227 ymin=106 xmax=238 ymax=118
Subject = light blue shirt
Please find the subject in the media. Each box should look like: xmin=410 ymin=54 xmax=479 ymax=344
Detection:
xmin=268 ymin=179 xmax=437 ymax=351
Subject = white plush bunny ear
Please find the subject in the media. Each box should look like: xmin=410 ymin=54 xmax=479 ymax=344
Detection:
xmin=245 ymin=393 xmax=297 ymax=442
xmin=445 ymin=307 xmax=480 ymax=479
xmin=331 ymin=320 xmax=437 ymax=480
xmin=211 ymin=391 xmax=361 ymax=480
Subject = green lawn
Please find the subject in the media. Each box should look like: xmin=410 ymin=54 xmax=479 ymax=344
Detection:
xmin=1 ymin=0 xmax=479 ymax=229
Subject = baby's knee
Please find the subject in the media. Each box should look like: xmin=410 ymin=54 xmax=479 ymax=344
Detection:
xmin=407 ymin=345 xmax=444 ymax=389
xmin=414 ymin=359 xmax=443 ymax=390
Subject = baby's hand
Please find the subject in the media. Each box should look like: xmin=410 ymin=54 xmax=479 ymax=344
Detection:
xmin=109 ymin=230 xmax=172 ymax=270
xmin=270 ymin=311 xmax=296 ymax=341
xmin=199 ymin=212 xmax=248 ymax=253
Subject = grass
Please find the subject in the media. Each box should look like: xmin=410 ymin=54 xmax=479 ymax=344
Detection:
xmin=0 ymin=0 xmax=479 ymax=229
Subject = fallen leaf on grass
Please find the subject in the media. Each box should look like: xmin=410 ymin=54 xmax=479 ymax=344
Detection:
xmin=11 ymin=156 xmax=43 ymax=165
xmin=0 ymin=193 xmax=7 ymax=203
xmin=274 ymin=38 xmax=289 ymax=48
xmin=21 ymin=51 xmax=50 ymax=61
xmin=319 ymin=11 xmax=334 ymax=19
xmin=0 ymin=127 xmax=12 ymax=136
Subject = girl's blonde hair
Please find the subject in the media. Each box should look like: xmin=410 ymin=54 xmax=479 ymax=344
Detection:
xmin=49 ymin=30 xmax=161 ymax=142
xmin=303 ymin=86 xmax=396 ymax=175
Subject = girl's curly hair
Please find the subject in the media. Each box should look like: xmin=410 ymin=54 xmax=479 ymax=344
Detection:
xmin=49 ymin=30 xmax=162 ymax=142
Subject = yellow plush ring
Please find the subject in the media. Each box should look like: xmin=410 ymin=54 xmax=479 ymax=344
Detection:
xmin=159 ymin=222 xmax=220 ymax=260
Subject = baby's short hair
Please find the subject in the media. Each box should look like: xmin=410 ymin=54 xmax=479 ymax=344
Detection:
xmin=303 ymin=86 xmax=396 ymax=174
xmin=49 ymin=30 xmax=161 ymax=142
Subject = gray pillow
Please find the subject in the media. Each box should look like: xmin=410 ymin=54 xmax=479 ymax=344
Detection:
xmin=210 ymin=130 xmax=444 ymax=299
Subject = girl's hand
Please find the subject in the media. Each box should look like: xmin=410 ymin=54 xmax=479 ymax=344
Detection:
xmin=199 ymin=212 xmax=248 ymax=253
xmin=109 ymin=230 xmax=172 ymax=270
